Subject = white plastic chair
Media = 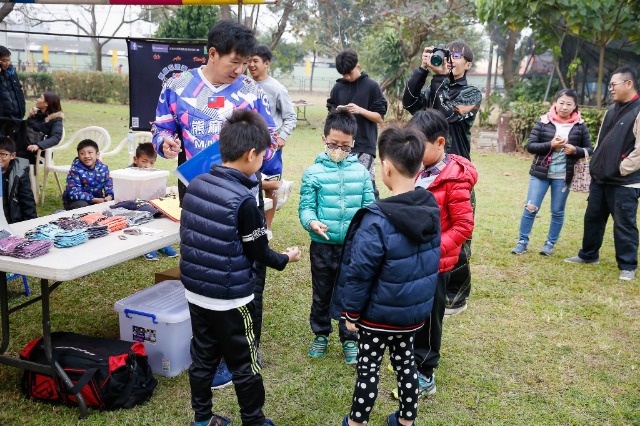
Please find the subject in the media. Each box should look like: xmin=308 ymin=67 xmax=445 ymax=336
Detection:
xmin=30 ymin=127 xmax=65 ymax=202
xmin=37 ymin=126 xmax=111 ymax=205
xmin=100 ymin=131 xmax=153 ymax=164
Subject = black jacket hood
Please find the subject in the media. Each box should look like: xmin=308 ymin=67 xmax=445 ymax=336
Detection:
xmin=375 ymin=187 xmax=440 ymax=244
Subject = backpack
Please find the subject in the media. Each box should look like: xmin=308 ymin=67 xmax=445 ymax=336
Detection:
xmin=20 ymin=332 xmax=158 ymax=410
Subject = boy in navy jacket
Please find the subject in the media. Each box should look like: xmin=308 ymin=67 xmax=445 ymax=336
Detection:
xmin=332 ymin=126 xmax=441 ymax=426
xmin=62 ymin=139 xmax=113 ymax=210
xmin=180 ymin=109 xmax=301 ymax=426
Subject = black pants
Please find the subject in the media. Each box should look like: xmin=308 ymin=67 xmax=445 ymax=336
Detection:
xmin=446 ymin=188 xmax=475 ymax=307
xmin=309 ymin=241 xmax=357 ymax=342
xmin=253 ymin=262 xmax=266 ymax=346
xmin=188 ymin=302 xmax=265 ymax=425
xmin=579 ymin=182 xmax=640 ymax=270
xmin=350 ymin=330 xmax=419 ymax=423
xmin=357 ymin=152 xmax=379 ymax=200
xmin=64 ymin=200 xmax=89 ymax=210
xmin=414 ymin=271 xmax=449 ymax=377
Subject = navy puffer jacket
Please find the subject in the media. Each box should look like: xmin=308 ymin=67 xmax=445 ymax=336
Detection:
xmin=180 ymin=165 xmax=257 ymax=299
xmin=331 ymin=188 xmax=441 ymax=333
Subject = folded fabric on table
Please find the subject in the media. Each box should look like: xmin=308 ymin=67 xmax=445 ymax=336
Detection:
xmin=0 ymin=236 xmax=52 ymax=258
xmin=105 ymin=208 xmax=154 ymax=226
xmin=12 ymin=239 xmax=52 ymax=259
xmin=95 ymin=216 xmax=128 ymax=233
xmin=54 ymin=229 xmax=89 ymax=248
xmin=77 ymin=213 xmax=108 ymax=225
xmin=86 ymin=225 xmax=109 ymax=239
xmin=24 ymin=224 xmax=62 ymax=241
xmin=49 ymin=217 xmax=90 ymax=231
xmin=111 ymin=199 xmax=159 ymax=215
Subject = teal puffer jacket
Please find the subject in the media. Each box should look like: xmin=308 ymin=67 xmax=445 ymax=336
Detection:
xmin=299 ymin=153 xmax=375 ymax=244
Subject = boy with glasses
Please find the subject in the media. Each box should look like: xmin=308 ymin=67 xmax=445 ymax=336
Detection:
xmin=298 ymin=109 xmax=375 ymax=364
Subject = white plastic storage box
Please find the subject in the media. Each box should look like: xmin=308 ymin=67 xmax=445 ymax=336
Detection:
xmin=110 ymin=168 xmax=170 ymax=202
xmin=114 ymin=280 xmax=191 ymax=377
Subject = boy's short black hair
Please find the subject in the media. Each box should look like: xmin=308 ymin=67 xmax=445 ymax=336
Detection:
xmin=612 ymin=65 xmax=638 ymax=91
xmin=0 ymin=136 xmax=16 ymax=153
xmin=378 ymin=126 xmax=425 ymax=177
xmin=0 ymin=46 xmax=10 ymax=58
xmin=207 ymin=20 xmax=256 ymax=59
xmin=77 ymin=139 xmax=99 ymax=153
xmin=254 ymin=45 xmax=272 ymax=63
xmin=335 ymin=49 xmax=358 ymax=75
xmin=135 ymin=142 xmax=157 ymax=159
xmin=219 ymin=109 xmax=271 ymax=162
xmin=409 ymin=110 xmax=450 ymax=144
xmin=324 ymin=109 xmax=357 ymax=137
xmin=446 ymin=40 xmax=473 ymax=63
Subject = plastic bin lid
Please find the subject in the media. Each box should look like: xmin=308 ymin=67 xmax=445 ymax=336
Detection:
xmin=114 ymin=280 xmax=190 ymax=323
xmin=110 ymin=168 xmax=170 ymax=181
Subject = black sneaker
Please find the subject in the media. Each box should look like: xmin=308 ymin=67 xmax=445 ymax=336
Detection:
xmin=444 ymin=302 xmax=467 ymax=316
xmin=564 ymin=255 xmax=599 ymax=264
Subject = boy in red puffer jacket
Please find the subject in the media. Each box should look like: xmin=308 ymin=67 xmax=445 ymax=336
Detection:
xmin=391 ymin=109 xmax=477 ymax=400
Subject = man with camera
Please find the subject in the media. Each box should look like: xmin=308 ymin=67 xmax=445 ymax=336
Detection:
xmin=400 ymin=41 xmax=481 ymax=399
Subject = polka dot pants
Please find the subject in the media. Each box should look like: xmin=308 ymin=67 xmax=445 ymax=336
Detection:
xmin=349 ymin=330 xmax=419 ymax=423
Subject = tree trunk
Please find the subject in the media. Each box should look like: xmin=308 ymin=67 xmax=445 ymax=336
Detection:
xmin=0 ymin=3 xmax=14 ymax=23
xmin=596 ymin=37 xmax=605 ymax=109
xmin=310 ymin=49 xmax=317 ymax=93
xmin=220 ymin=6 xmax=232 ymax=21
xmin=270 ymin=1 xmax=294 ymax=50
xmin=485 ymin=43 xmax=493 ymax=100
xmin=503 ymin=29 xmax=518 ymax=90
xmin=93 ymin=39 xmax=102 ymax=71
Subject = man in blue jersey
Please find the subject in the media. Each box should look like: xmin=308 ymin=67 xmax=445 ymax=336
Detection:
xmin=152 ymin=20 xmax=278 ymax=201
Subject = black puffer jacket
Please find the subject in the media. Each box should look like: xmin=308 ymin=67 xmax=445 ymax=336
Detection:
xmin=0 ymin=65 xmax=25 ymax=119
xmin=526 ymin=115 xmax=593 ymax=185
xmin=3 ymin=157 xmax=36 ymax=224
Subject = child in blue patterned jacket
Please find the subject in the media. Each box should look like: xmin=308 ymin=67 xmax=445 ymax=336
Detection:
xmin=62 ymin=139 xmax=113 ymax=210
xmin=298 ymin=109 xmax=375 ymax=364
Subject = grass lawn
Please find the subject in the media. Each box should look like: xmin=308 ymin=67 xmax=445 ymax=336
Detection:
xmin=0 ymin=98 xmax=638 ymax=425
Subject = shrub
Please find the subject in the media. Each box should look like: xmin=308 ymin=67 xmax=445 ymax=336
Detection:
xmin=17 ymin=72 xmax=55 ymax=97
xmin=507 ymin=101 xmax=606 ymax=148
xmin=51 ymin=71 xmax=129 ymax=104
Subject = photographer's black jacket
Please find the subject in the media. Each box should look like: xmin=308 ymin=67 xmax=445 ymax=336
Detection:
xmin=327 ymin=72 xmax=388 ymax=157
xmin=403 ymin=67 xmax=482 ymax=160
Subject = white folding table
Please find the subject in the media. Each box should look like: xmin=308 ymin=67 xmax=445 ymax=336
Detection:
xmin=0 ymin=202 xmax=180 ymax=418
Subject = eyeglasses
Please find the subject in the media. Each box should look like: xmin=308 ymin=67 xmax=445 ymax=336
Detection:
xmin=451 ymin=52 xmax=466 ymax=60
xmin=0 ymin=152 xmax=12 ymax=159
xmin=325 ymin=142 xmax=352 ymax=152
xmin=608 ymin=80 xmax=630 ymax=90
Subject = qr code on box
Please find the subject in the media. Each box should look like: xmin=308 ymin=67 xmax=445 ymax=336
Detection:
xmin=132 ymin=117 xmax=140 ymax=128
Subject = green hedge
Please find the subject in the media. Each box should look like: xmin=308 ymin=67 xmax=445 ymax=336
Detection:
xmin=507 ymin=102 xmax=605 ymax=148
xmin=17 ymin=71 xmax=129 ymax=104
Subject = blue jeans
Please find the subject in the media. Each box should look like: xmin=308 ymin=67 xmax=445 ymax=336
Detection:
xmin=518 ymin=176 xmax=570 ymax=245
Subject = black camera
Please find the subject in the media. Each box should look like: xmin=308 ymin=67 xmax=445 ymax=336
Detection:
xmin=430 ymin=45 xmax=451 ymax=67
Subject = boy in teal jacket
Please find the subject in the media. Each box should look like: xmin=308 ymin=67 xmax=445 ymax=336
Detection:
xmin=299 ymin=109 xmax=375 ymax=363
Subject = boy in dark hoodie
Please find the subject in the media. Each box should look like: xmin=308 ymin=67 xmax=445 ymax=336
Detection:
xmin=0 ymin=136 xmax=36 ymax=223
xmin=332 ymin=126 xmax=441 ymax=426
xmin=396 ymin=109 xmax=477 ymax=400
xmin=327 ymin=49 xmax=388 ymax=198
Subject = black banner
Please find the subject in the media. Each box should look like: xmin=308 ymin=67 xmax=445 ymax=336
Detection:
xmin=127 ymin=39 xmax=207 ymax=131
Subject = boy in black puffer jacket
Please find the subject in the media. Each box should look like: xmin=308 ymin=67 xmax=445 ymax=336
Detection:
xmin=180 ymin=109 xmax=301 ymax=426
xmin=332 ymin=126 xmax=441 ymax=426
xmin=0 ymin=136 xmax=36 ymax=224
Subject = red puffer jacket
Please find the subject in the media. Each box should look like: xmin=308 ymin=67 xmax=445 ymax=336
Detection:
xmin=426 ymin=155 xmax=478 ymax=272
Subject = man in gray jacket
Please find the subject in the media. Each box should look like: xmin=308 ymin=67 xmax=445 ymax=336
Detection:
xmin=249 ymin=45 xmax=297 ymax=236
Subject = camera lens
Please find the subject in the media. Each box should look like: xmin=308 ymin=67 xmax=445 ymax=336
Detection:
xmin=431 ymin=51 xmax=444 ymax=66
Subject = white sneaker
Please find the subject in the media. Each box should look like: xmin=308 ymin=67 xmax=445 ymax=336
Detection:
xmin=619 ymin=269 xmax=636 ymax=281
xmin=275 ymin=180 xmax=294 ymax=211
